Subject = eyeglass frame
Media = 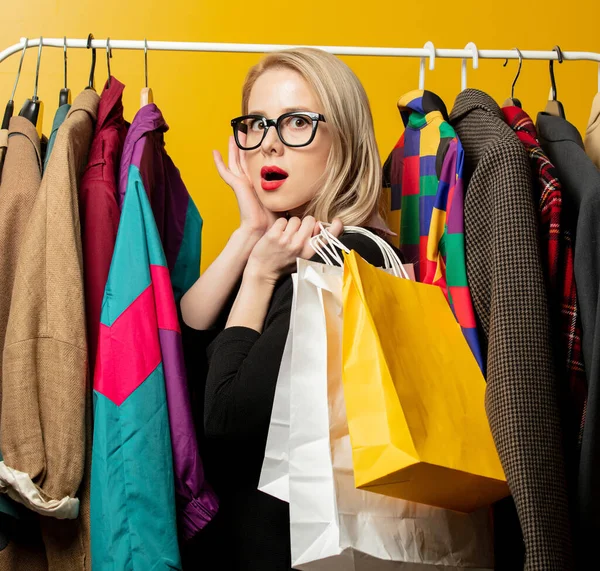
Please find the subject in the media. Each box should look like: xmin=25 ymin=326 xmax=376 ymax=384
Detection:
xmin=230 ymin=111 xmax=327 ymax=150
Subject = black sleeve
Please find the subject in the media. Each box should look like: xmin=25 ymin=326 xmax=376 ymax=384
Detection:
xmin=203 ymin=231 xmax=395 ymax=439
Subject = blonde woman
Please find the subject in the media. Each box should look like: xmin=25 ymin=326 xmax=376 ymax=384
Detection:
xmin=181 ymin=48 xmax=396 ymax=569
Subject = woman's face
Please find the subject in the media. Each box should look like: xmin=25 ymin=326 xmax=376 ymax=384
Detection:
xmin=243 ymin=68 xmax=333 ymax=215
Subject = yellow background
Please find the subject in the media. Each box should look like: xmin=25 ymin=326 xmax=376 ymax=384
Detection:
xmin=1 ymin=1 xmax=599 ymax=269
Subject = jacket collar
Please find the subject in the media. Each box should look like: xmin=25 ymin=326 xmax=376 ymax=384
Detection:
xmin=96 ymin=76 xmax=127 ymax=133
xmin=126 ymin=103 xmax=168 ymax=149
xmin=536 ymin=112 xmax=584 ymax=148
xmin=66 ymin=88 xmax=100 ymax=123
xmin=8 ymin=115 xmax=42 ymax=170
xmin=449 ymin=89 xmax=504 ymax=124
xmin=397 ymin=89 xmax=449 ymax=127
xmin=502 ymin=106 xmax=538 ymax=141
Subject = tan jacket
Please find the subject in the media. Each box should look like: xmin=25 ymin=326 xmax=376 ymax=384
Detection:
xmin=0 ymin=117 xmax=47 ymax=571
xmin=585 ymin=93 xmax=600 ymax=169
xmin=0 ymin=89 xmax=99 ymax=570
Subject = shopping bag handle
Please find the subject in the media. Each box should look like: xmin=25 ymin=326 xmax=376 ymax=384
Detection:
xmin=309 ymin=223 xmax=409 ymax=279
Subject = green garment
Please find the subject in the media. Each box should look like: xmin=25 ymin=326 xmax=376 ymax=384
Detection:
xmin=43 ymin=103 xmax=71 ymax=172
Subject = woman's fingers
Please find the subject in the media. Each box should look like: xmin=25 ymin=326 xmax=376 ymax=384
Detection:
xmin=228 ymin=136 xmax=242 ymax=177
xmin=283 ymin=216 xmax=302 ymax=236
xmin=329 ymin=218 xmax=344 ymax=238
xmin=213 ymin=150 xmax=236 ymax=187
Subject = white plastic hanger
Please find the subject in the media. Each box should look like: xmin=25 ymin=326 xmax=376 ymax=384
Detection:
xmin=418 ymin=41 xmax=436 ymax=91
xmin=461 ymin=42 xmax=479 ymax=91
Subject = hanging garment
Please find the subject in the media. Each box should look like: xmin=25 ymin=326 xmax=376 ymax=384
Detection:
xmin=537 ymin=112 xmax=600 ymax=571
xmin=503 ymin=106 xmax=587 ymax=464
xmin=0 ymin=116 xmax=47 ymax=570
xmin=0 ymin=88 xmax=99 ymax=570
xmin=79 ymin=77 xmax=129 ymax=378
xmin=91 ymin=168 xmax=183 ymax=570
xmin=449 ymin=89 xmax=573 ymax=571
xmin=584 ymin=93 xmax=600 ymax=169
xmin=43 ymin=102 xmax=70 ymax=172
xmin=383 ymin=90 xmax=483 ymax=370
xmin=117 ymin=103 xmax=216 ymax=535
xmin=0 ymin=126 xmax=7 ymax=175
xmin=92 ymin=103 xmax=216 ymax=569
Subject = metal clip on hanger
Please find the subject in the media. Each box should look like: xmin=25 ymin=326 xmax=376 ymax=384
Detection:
xmin=140 ymin=38 xmax=153 ymax=107
xmin=18 ymin=36 xmax=44 ymax=137
xmin=502 ymin=48 xmax=523 ymax=108
xmin=544 ymin=45 xmax=566 ymax=118
xmin=2 ymin=38 xmax=28 ymax=130
xmin=59 ymin=36 xmax=71 ymax=106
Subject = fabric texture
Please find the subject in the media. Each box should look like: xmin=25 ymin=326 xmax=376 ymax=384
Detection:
xmin=43 ymin=103 xmax=71 ymax=172
xmin=383 ymin=90 xmax=483 ymax=371
xmin=537 ymin=111 xmax=600 ymax=571
xmin=117 ymin=102 xmax=217 ymax=539
xmin=503 ymin=106 xmax=587 ymax=465
xmin=79 ymin=77 xmax=129 ymax=378
xmin=450 ymin=89 xmax=572 ymax=571
xmin=201 ymin=233 xmax=393 ymax=570
xmin=0 ymin=89 xmax=99 ymax=570
xmin=585 ymin=93 xmax=600 ymax=169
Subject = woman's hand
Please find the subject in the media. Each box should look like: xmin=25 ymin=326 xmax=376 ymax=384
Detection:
xmin=245 ymin=216 xmax=343 ymax=285
xmin=213 ymin=135 xmax=277 ymax=236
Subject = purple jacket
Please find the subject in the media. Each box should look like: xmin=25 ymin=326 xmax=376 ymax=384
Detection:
xmin=119 ymin=103 xmax=218 ymax=540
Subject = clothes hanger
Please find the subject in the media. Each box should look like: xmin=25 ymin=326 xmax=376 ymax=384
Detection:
xmin=106 ymin=37 xmax=113 ymax=89
xmin=460 ymin=42 xmax=479 ymax=92
xmin=140 ymin=38 xmax=154 ymax=107
xmin=85 ymin=33 xmax=96 ymax=91
xmin=418 ymin=41 xmax=435 ymax=90
xmin=59 ymin=36 xmax=71 ymax=106
xmin=502 ymin=48 xmax=523 ymax=108
xmin=18 ymin=37 xmax=44 ymax=138
xmin=1 ymin=38 xmax=28 ymax=130
xmin=544 ymin=46 xmax=566 ymax=119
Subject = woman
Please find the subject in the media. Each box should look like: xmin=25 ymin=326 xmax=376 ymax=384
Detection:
xmin=181 ymin=47 xmax=393 ymax=570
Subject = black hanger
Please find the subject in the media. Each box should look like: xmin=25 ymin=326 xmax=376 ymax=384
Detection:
xmin=2 ymin=38 xmax=28 ymax=130
xmin=502 ymin=48 xmax=523 ymax=108
xmin=59 ymin=36 xmax=71 ymax=106
xmin=86 ymin=33 xmax=96 ymax=91
xmin=18 ymin=36 xmax=44 ymax=137
xmin=544 ymin=46 xmax=566 ymax=118
xmin=106 ymin=37 xmax=113 ymax=89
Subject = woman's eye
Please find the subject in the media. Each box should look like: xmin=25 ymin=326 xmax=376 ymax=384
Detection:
xmin=292 ymin=117 xmax=310 ymax=129
xmin=250 ymin=119 xmax=265 ymax=131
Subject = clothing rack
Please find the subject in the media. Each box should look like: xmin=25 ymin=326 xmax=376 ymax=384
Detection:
xmin=1 ymin=37 xmax=600 ymax=92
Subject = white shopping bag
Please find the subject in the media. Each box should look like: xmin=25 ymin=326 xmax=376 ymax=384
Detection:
xmin=288 ymin=255 xmax=495 ymax=571
xmin=258 ymin=275 xmax=297 ymax=502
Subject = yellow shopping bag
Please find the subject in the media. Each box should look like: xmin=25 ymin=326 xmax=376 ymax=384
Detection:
xmin=342 ymin=250 xmax=509 ymax=513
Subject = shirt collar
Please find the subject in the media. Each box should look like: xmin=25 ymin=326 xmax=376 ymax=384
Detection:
xmin=96 ymin=76 xmax=126 ymax=132
xmin=502 ymin=105 xmax=538 ymax=140
xmin=536 ymin=112 xmax=584 ymax=147
xmin=397 ymin=89 xmax=449 ymax=127
xmin=449 ymin=88 xmax=504 ymax=124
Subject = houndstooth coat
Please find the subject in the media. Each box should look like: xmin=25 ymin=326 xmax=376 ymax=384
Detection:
xmin=450 ymin=89 xmax=573 ymax=570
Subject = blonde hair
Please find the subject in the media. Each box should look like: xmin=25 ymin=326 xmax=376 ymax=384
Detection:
xmin=242 ymin=48 xmax=382 ymax=227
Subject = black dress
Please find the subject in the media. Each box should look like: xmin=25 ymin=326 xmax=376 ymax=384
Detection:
xmin=182 ymin=231 xmax=394 ymax=570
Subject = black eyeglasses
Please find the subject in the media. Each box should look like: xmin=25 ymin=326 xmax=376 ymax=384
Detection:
xmin=231 ymin=111 xmax=326 ymax=150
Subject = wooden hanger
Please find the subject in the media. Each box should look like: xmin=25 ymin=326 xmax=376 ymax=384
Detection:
xmin=18 ymin=37 xmax=44 ymax=138
xmin=502 ymin=48 xmax=523 ymax=108
xmin=544 ymin=46 xmax=566 ymax=118
xmin=140 ymin=39 xmax=154 ymax=107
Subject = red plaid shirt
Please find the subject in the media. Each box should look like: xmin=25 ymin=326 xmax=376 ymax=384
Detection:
xmin=503 ymin=106 xmax=587 ymax=452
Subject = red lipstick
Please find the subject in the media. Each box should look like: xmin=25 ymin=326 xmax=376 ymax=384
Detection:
xmin=261 ymin=165 xmax=288 ymax=191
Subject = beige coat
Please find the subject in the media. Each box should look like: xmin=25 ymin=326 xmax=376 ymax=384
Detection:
xmin=0 ymin=89 xmax=99 ymax=570
xmin=585 ymin=92 xmax=600 ymax=169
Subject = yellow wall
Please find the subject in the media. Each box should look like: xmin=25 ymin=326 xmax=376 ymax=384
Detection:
xmin=1 ymin=1 xmax=599 ymax=269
